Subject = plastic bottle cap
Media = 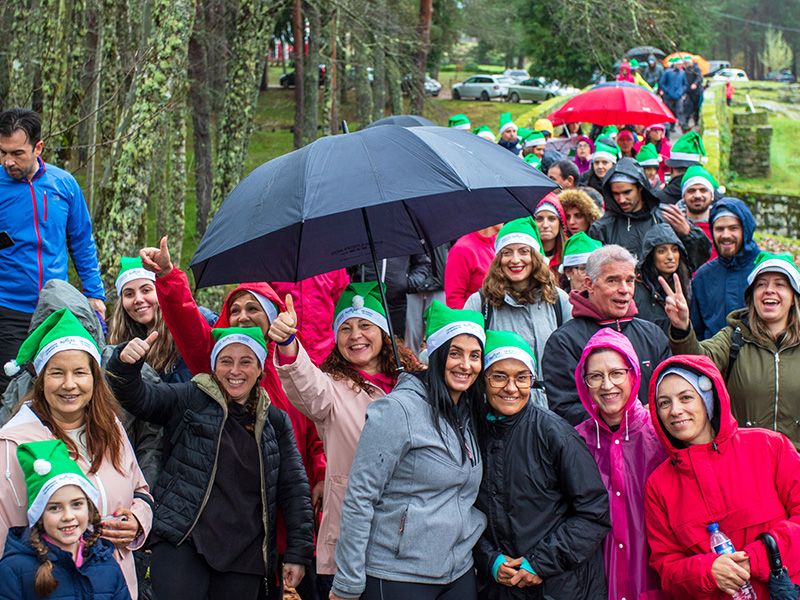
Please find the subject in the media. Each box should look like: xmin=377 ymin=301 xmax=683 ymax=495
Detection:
xmin=707 ymin=523 xmax=720 ymax=533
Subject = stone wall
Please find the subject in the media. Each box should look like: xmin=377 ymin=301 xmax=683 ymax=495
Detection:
xmin=730 ymin=111 xmax=772 ymax=178
xmin=700 ymin=84 xmax=732 ymax=183
xmin=727 ymin=186 xmax=800 ymax=238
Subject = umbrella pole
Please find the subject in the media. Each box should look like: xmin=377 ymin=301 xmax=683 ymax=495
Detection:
xmin=361 ymin=208 xmax=405 ymax=373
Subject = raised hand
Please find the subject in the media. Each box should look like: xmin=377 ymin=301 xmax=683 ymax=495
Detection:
xmin=268 ymin=294 xmax=299 ymax=354
xmin=658 ymin=273 xmax=690 ymax=330
xmin=660 ymin=204 xmax=691 ymax=237
xmin=139 ymin=235 xmax=174 ymax=277
xmin=120 ymin=331 xmax=159 ymax=364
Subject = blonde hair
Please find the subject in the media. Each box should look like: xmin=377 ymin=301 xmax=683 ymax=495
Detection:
xmin=108 ymin=299 xmax=179 ymax=375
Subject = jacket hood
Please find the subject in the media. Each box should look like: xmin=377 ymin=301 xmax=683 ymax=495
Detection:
xmin=648 ymin=355 xmax=737 ymax=460
xmin=708 ymin=197 xmax=759 ymax=267
xmin=30 ymin=280 xmax=106 ymax=350
xmin=575 ymin=329 xmax=642 ymax=432
xmin=601 ymin=157 xmax=660 ymax=220
xmin=569 ymin=289 xmax=639 ymax=320
xmin=0 ymin=404 xmax=50 ymax=443
xmin=558 ymin=189 xmax=602 ymax=224
xmin=639 ymin=223 xmax=687 ymax=267
xmin=215 ymin=282 xmax=285 ymax=328
xmin=536 ymin=193 xmax=566 ymax=230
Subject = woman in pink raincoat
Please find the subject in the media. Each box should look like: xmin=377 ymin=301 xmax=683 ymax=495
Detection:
xmin=574 ymin=328 xmax=669 ymax=600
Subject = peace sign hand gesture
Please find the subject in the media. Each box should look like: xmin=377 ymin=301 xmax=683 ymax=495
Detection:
xmin=658 ymin=273 xmax=691 ymax=330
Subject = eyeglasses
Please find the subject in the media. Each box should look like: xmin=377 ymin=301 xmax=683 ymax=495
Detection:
xmin=583 ymin=368 xmax=632 ymax=389
xmin=486 ymin=373 xmax=535 ymax=389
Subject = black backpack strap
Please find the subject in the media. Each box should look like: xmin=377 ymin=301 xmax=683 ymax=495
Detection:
xmin=479 ymin=289 xmax=492 ymax=327
xmin=554 ymin=298 xmax=563 ymax=328
xmin=725 ymin=327 xmax=744 ymax=380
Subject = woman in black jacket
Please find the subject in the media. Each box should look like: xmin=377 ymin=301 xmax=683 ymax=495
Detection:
xmin=106 ymin=326 xmax=314 ymax=600
xmin=473 ymin=330 xmax=610 ymax=600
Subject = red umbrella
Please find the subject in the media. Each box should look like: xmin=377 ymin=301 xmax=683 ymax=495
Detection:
xmin=548 ymin=82 xmax=676 ymax=127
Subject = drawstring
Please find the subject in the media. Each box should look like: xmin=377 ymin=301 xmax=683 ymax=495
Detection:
xmin=627 ymin=216 xmax=631 ymax=232
xmin=5 ymin=440 xmax=21 ymax=507
xmin=595 ymin=420 xmax=600 ymax=449
xmin=712 ymin=442 xmax=720 ymax=454
xmin=625 ymin=412 xmax=630 ymax=441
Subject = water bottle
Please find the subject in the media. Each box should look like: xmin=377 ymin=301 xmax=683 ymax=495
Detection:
xmin=708 ymin=523 xmax=757 ymax=600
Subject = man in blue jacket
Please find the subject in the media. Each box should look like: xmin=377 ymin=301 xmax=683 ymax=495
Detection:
xmin=0 ymin=108 xmax=106 ymax=393
xmin=689 ymin=198 xmax=760 ymax=340
xmin=658 ymin=57 xmax=687 ymax=134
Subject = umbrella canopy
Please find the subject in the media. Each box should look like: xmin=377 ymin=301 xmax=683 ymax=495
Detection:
xmin=189 ymin=125 xmax=557 ymax=288
xmin=626 ymin=46 xmax=666 ymax=61
xmin=663 ymin=52 xmax=710 ymax=75
xmin=363 ymin=115 xmax=437 ymax=129
xmin=591 ymin=81 xmax=659 ymax=95
xmin=548 ymin=82 xmax=675 ymax=127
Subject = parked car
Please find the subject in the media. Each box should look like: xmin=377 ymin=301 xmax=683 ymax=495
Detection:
xmin=706 ymin=60 xmax=731 ymax=77
xmin=452 ymin=75 xmax=511 ymax=100
xmin=506 ymin=78 xmax=556 ymax=103
xmin=766 ymin=69 xmax=796 ymax=83
xmin=711 ymin=68 xmax=749 ymax=82
xmin=280 ymin=65 xmax=326 ymax=88
xmin=503 ymin=69 xmax=530 ymax=82
xmin=401 ymin=74 xmax=442 ymax=96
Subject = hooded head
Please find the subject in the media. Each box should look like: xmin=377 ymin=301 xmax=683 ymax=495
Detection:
xmin=216 ymin=283 xmax=284 ymax=338
xmin=649 ymin=355 xmax=736 ymax=458
xmin=602 ymin=157 xmax=659 ymax=218
xmin=575 ymin=329 xmax=641 ymax=432
xmin=708 ymin=197 xmax=758 ymax=266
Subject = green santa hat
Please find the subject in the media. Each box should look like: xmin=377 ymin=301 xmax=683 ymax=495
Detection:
xmin=524 ymin=153 xmax=542 ymax=169
xmin=600 ymin=125 xmax=618 ymax=139
xmin=746 ymin=251 xmax=800 ymax=295
xmin=559 ymin=232 xmax=603 ymax=273
xmin=668 ymin=56 xmax=681 ymax=66
xmin=629 ymin=59 xmax=640 ymax=69
xmin=423 ymin=300 xmax=485 ymax=357
xmin=210 ymin=327 xmax=268 ymax=369
xmin=593 ymin=140 xmax=620 ymax=164
xmin=681 ymin=165 xmax=718 ymax=197
xmin=522 ymin=130 xmax=546 ymax=148
xmin=333 ymin=281 xmax=389 ymax=335
xmin=498 ymin=113 xmax=517 ymax=136
xmin=636 ymin=143 xmax=661 ymax=167
xmin=483 ymin=330 xmax=536 ymax=375
xmin=4 ymin=308 xmax=100 ymax=377
xmin=448 ymin=114 xmax=471 ymax=131
xmin=473 ymin=125 xmax=495 ymax=142
xmin=666 ymin=132 xmax=707 ymax=167
xmin=115 ymin=256 xmax=156 ymax=297
xmin=494 ymin=216 xmax=543 ymax=255
xmin=17 ymin=440 xmax=100 ymax=526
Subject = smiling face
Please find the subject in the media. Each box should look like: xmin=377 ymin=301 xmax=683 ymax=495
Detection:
xmin=485 ymin=358 xmax=531 ymax=417
xmin=41 ymin=485 xmax=90 ymax=556
xmin=712 ymin=216 xmax=744 ymax=259
xmin=656 ymin=374 xmax=715 ymax=445
xmin=565 ymin=206 xmax=589 ymax=235
xmin=337 ymin=317 xmax=384 ymax=375
xmin=610 ymin=181 xmax=644 ymax=213
xmin=585 ymin=260 xmax=636 ymax=319
xmin=534 ymin=211 xmax=560 ymax=244
xmin=214 ymin=343 xmax=262 ymax=403
xmin=584 ymin=349 xmax=633 ymax=427
xmin=42 ymin=350 xmax=94 ymax=429
xmin=533 ymin=145 xmax=546 ymax=158
xmin=592 ymin=157 xmax=613 ymax=179
xmin=499 ymin=244 xmax=533 ymax=290
xmin=444 ymin=334 xmax=483 ymax=403
xmin=121 ymin=279 xmax=158 ymax=327
xmin=752 ymin=272 xmax=795 ymax=329
xmin=228 ymin=291 xmax=270 ymax=334
xmin=683 ymin=184 xmax=714 ymax=218
xmin=653 ymin=243 xmax=680 ymax=277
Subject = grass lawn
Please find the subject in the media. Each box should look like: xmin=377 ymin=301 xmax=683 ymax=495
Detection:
xmin=733 ymin=116 xmax=800 ymax=195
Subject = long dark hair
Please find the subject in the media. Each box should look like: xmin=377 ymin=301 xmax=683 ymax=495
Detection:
xmin=641 ymin=246 xmax=692 ymax=306
xmin=415 ymin=337 xmax=484 ymax=463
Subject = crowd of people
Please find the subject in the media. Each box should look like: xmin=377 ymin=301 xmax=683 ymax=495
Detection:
xmin=0 ymin=94 xmax=798 ymax=600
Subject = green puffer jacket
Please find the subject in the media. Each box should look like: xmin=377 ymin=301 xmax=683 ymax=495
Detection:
xmin=669 ymin=308 xmax=800 ymax=450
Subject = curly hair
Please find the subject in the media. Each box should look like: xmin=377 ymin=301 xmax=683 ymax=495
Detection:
xmin=30 ymin=496 xmax=102 ymax=596
xmin=19 ymin=358 xmax=124 ymax=474
xmin=108 ymin=299 xmax=179 ymax=376
xmin=320 ymin=331 xmax=422 ymax=394
xmin=481 ymin=249 xmax=558 ymax=307
xmin=558 ymin=189 xmax=602 ymax=225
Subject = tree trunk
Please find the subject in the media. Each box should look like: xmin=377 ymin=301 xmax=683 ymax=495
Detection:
xmin=166 ymin=102 xmax=187 ymax=266
xmin=188 ymin=1 xmax=213 ymax=236
xmin=292 ymin=0 xmax=305 ymax=149
xmin=303 ymin=1 xmax=320 ymax=144
xmin=372 ymin=0 xmax=386 ymax=122
xmin=320 ymin=5 xmax=337 ymax=136
xmin=94 ymin=0 xmax=195 ymax=296
xmin=387 ymin=47 xmax=403 ymax=116
xmin=353 ymin=29 xmax=373 ymax=126
xmin=412 ymin=0 xmax=433 ymax=115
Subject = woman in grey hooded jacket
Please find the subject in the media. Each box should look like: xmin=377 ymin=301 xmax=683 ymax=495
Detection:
xmin=330 ymin=301 xmax=487 ymax=600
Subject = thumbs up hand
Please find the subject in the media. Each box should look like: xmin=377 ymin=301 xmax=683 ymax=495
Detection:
xmin=120 ymin=331 xmax=159 ymax=364
xmin=268 ymin=294 xmax=300 ymax=355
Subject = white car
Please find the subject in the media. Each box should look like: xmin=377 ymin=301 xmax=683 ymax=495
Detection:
xmin=503 ymin=69 xmax=530 ymax=82
xmin=711 ymin=68 xmax=749 ymax=82
xmin=452 ymin=75 xmax=510 ymax=100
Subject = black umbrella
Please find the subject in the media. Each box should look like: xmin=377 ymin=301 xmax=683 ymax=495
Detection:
xmin=363 ymin=115 xmax=437 ymax=129
xmin=626 ymin=46 xmax=666 ymax=60
xmin=189 ymin=125 xmax=557 ymax=365
xmin=757 ymin=533 xmax=800 ymax=600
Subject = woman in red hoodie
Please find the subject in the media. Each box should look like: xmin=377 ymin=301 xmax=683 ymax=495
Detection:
xmin=139 ymin=237 xmax=325 ymax=598
xmin=645 ymin=354 xmax=800 ymax=600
